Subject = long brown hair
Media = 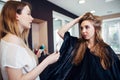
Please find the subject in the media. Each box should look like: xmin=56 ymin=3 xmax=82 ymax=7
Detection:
xmin=0 ymin=1 xmax=38 ymax=62
xmin=73 ymin=12 xmax=111 ymax=69
xmin=0 ymin=1 xmax=31 ymax=43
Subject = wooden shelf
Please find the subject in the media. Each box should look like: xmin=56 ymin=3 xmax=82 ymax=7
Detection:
xmin=32 ymin=18 xmax=48 ymax=53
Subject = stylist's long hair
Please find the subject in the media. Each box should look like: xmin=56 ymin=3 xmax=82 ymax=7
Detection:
xmin=0 ymin=1 xmax=38 ymax=62
xmin=73 ymin=12 xmax=112 ymax=69
xmin=0 ymin=1 xmax=31 ymax=43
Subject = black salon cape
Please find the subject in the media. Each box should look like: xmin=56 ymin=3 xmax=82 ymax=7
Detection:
xmin=46 ymin=32 xmax=120 ymax=80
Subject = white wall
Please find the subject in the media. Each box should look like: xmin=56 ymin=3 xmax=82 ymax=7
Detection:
xmin=53 ymin=11 xmax=79 ymax=51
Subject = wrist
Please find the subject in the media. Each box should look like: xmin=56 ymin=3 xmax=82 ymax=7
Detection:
xmin=75 ymin=17 xmax=80 ymax=23
xmin=43 ymin=58 xmax=50 ymax=65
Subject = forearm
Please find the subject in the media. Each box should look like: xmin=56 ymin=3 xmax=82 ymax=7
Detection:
xmin=58 ymin=17 xmax=80 ymax=39
xmin=21 ymin=59 xmax=49 ymax=80
xmin=7 ymin=52 xmax=59 ymax=80
xmin=21 ymin=52 xmax=59 ymax=80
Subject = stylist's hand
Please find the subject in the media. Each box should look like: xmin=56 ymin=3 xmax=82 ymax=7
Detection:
xmin=45 ymin=52 xmax=60 ymax=65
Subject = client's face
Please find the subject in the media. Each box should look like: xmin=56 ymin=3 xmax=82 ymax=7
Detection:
xmin=80 ymin=20 xmax=95 ymax=41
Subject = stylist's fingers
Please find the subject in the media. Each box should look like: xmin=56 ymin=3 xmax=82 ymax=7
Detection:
xmin=53 ymin=52 xmax=60 ymax=60
xmin=52 ymin=52 xmax=60 ymax=59
xmin=56 ymin=52 xmax=60 ymax=59
xmin=46 ymin=52 xmax=60 ymax=64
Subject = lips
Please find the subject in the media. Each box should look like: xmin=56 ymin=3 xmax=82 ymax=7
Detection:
xmin=82 ymin=34 xmax=86 ymax=37
xmin=82 ymin=35 xmax=87 ymax=39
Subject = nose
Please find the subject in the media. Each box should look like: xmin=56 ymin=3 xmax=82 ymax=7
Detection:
xmin=81 ymin=28 xmax=86 ymax=33
xmin=30 ymin=16 xmax=34 ymax=21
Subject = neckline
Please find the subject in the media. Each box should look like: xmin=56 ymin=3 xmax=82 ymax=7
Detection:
xmin=1 ymin=39 xmax=25 ymax=49
xmin=86 ymin=47 xmax=99 ymax=58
